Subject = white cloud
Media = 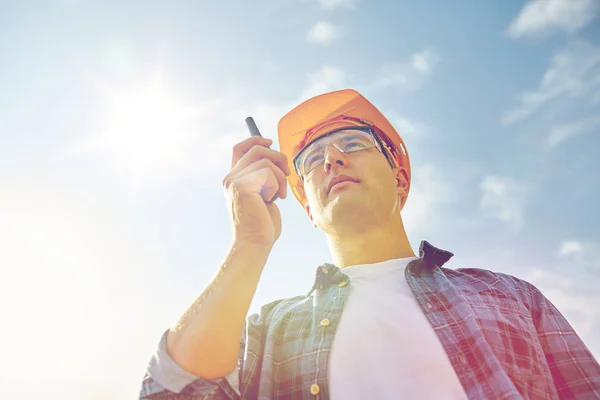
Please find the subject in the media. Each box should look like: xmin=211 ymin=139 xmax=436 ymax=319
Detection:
xmin=507 ymin=0 xmax=599 ymax=38
xmin=411 ymin=49 xmax=438 ymax=73
xmin=556 ymin=239 xmax=600 ymax=268
xmin=547 ymin=116 xmax=600 ymax=146
xmin=503 ymin=40 xmax=600 ymax=125
xmin=402 ymin=164 xmax=455 ymax=235
xmin=318 ymin=0 xmax=356 ymax=10
xmin=387 ymin=112 xmax=434 ymax=142
xmin=300 ymin=65 xmax=347 ymax=100
xmin=307 ymin=21 xmax=338 ymax=46
xmin=394 ymin=115 xmax=418 ymax=136
xmin=558 ymin=240 xmax=584 ymax=256
xmin=480 ymin=175 xmax=530 ymax=230
xmin=375 ymin=48 xmax=440 ymax=89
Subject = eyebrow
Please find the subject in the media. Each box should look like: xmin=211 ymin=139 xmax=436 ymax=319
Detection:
xmin=310 ymin=129 xmax=364 ymax=146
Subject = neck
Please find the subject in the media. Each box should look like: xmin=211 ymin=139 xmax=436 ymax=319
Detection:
xmin=326 ymin=216 xmax=415 ymax=268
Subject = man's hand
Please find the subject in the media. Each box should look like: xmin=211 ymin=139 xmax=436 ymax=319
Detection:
xmin=222 ymin=136 xmax=291 ymax=249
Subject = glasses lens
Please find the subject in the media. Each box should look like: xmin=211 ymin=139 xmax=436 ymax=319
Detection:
xmin=295 ymin=128 xmax=375 ymax=176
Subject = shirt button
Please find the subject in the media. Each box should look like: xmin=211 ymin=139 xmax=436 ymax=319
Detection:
xmin=320 ymin=318 xmax=330 ymax=327
xmin=310 ymin=383 xmax=320 ymax=395
xmin=459 ymin=353 xmax=467 ymax=365
xmin=338 ymin=281 xmax=347 ymax=288
xmin=426 ymin=302 xmax=433 ymax=310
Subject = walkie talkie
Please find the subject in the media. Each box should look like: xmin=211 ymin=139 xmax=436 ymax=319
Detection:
xmin=245 ymin=116 xmax=278 ymax=203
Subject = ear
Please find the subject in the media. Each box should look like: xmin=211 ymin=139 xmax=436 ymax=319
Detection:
xmin=394 ymin=166 xmax=410 ymax=199
xmin=304 ymin=203 xmax=317 ymax=228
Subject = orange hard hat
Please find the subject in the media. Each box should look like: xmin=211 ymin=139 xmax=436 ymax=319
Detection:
xmin=277 ymin=89 xmax=411 ymax=209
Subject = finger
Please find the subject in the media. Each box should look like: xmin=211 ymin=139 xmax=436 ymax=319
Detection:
xmin=229 ymin=167 xmax=280 ymax=203
xmin=261 ymin=159 xmax=288 ymax=200
xmin=232 ymin=145 xmax=291 ymax=177
xmin=228 ymin=158 xmax=288 ymax=200
xmin=231 ymin=137 xmax=273 ymax=169
xmin=256 ymin=168 xmax=280 ymax=203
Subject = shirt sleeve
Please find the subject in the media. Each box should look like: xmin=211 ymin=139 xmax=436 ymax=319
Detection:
xmin=138 ymin=330 xmax=240 ymax=399
xmin=528 ymin=283 xmax=600 ymax=399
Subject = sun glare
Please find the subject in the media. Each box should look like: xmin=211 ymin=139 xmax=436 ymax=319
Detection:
xmin=81 ymin=75 xmax=202 ymax=182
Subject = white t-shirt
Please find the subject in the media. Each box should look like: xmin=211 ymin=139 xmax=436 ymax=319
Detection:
xmin=329 ymin=257 xmax=468 ymax=399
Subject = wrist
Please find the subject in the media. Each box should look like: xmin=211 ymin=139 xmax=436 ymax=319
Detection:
xmin=231 ymin=238 xmax=272 ymax=255
xmin=228 ymin=240 xmax=272 ymax=267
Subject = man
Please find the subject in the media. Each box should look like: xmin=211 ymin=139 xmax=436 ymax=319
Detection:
xmin=139 ymin=89 xmax=600 ymax=399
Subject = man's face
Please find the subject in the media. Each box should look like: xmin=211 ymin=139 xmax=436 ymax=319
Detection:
xmin=300 ymin=129 xmax=408 ymax=232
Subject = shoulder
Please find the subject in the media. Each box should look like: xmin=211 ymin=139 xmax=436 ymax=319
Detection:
xmin=441 ymin=266 xmax=539 ymax=308
xmin=445 ymin=266 xmax=533 ymax=288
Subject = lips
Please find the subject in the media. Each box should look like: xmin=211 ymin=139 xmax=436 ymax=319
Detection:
xmin=327 ymin=175 xmax=359 ymax=194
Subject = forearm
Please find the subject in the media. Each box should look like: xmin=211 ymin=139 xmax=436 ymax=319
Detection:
xmin=166 ymin=241 xmax=270 ymax=380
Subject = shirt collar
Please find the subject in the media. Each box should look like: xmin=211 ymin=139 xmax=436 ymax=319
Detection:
xmin=306 ymin=240 xmax=454 ymax=297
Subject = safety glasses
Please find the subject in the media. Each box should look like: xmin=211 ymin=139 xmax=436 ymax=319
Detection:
xmin=293 ymin=127 xmax=385 ymax=181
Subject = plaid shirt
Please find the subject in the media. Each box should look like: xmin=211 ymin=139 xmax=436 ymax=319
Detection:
xmin=140 ymin=241 xmax=600 ymax=399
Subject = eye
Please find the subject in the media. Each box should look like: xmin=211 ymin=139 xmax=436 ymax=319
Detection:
xmin=341 ymin=139 xmax=370 ymax=152
xmin=303 ymin=153 xmax=324 ymax=172
xmin=347 ymin=142 xmax=368 ymax=149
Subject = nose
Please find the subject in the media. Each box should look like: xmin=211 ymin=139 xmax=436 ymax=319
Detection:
xmin=323 ymin=144 xmax=346 ymax=173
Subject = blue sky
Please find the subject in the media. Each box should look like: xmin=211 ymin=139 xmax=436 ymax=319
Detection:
xmin=1 ymin=0 xmax=599 ymax=398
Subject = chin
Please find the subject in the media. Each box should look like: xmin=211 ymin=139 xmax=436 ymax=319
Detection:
xmin=325 ymin=191 xmax=397 ymax=226
xmin=326 ymin=196 xmax=372 ymax=224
